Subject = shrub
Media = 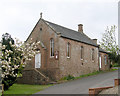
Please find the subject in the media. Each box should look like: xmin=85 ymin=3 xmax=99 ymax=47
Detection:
xmin=110 ymin=64 xmax=112 ymax=68
xmin=112 ymin=63 xmax=120 ymax=67
xmin=0 ymin=33 xmax=40 ymax=90
xmin=63 ymin=75 xmax=75 ymax=80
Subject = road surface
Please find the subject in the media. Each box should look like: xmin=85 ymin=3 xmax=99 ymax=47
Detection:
xmin=36 ymin=70 xmax=118 ymax=94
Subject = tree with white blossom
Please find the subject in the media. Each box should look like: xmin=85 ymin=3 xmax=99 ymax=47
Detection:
xmin=100 ymin=25 xmax=119 ymax=53
xmin=100 ymin=25 xmax=120 ymax=66
xmin=0 ymin=33 xmax=40 ymax=90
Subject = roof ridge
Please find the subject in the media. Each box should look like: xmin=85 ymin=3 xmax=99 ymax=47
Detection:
xmin=43 ymin=19 xmax=98 ymax=47
xmin=44 ymin=19 xmax=79 ymax=33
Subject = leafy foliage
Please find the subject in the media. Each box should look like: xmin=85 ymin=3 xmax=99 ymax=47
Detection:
xmin=100 ymin=25 xmax=120 ymax=64
xmin=1 ymin=33 xmax=16 ymax=90
xmin=60 ymin=69 xmax=117 ymax=82
xmin=100 ymin=25 xmax=118 ymax=53
xmin=62 ymin=75 xmax=75 ymax=80
xmin=112 ymin=63 xmax=120 ymax=67
xmin=0 ymin=33 xmax=41 ymax=90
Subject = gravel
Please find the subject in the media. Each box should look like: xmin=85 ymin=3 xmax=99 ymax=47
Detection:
xmin=99 ymin=86 xmax=119 ymax=95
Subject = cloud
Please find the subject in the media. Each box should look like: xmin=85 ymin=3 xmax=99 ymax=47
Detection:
xmin=0 ymin=0 xmax=118 ymax=43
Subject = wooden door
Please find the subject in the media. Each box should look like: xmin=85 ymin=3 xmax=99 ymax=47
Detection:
xmin=35 ymin=53 xmax=41 ymax=68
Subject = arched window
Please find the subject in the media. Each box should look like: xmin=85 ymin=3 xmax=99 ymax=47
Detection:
xmin=50 ymin=38 xmax=54 ymax=57
xmin=105 ymin=55 xmax=107 ymax=65
xmin=67 ymin=42 xmax=70 ymax=58
xmin=92 ymin=48 xmax=95 ymax=60
xmin=81 ymin=46 xmax=84 ymax=59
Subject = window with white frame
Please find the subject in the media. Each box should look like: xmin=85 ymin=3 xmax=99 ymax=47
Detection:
xmin=81 ymin=46 xmax=84 ymax=59
xmin=105 ymin=55 xmax=107 ymax=65
xmin=50 ymin=38 xmax=54 ymax=57
xmin=67 ymin=42 xmax=70 ymax=58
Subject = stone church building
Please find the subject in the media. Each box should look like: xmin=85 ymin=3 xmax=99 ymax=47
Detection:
xmin=18 ymin=16 xmax=110 ymax=84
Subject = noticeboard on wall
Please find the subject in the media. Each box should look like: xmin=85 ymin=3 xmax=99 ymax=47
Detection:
xmin=54 ymin=51 xmax=59 ymax=60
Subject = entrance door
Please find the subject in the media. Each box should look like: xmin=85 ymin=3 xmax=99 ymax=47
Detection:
xmin=99 ymin=56 xmax=102 ymax=69
xmin=35 ymin=53 xmax=41 ymax=68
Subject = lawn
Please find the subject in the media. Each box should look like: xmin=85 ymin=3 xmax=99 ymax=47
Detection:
xmin=2 ymin=69 xmax=118 ymax=95
xmin=3 ymin=84 xmax=52 ymax=95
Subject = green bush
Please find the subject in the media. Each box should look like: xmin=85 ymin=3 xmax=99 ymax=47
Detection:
xmin=112 ymin=63 xmax=120 ymax=67
xmin=110 ymin=64 xmax=112 ymax=68
xmin=63 ymin=75 xmax=75 ymax=80
xmin=3 ymin=76 xmax=16 ymax=90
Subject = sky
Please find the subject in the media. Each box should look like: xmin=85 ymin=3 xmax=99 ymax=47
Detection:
xmin=0 ymin=0 xmax=118 ymax=44
xmin=118 ymin=1 xmax=120 ymax=48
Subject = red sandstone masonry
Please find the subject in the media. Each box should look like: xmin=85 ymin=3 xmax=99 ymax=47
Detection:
xmin=114 ymin=79 xmax=120 ymax=86
xmin=23 ymin=18 xmax=110 ymax=83
xmin=89 ymin=86 xmax=113 ymax=96
xmin=89 ymin=79 xmax=120 ymax=96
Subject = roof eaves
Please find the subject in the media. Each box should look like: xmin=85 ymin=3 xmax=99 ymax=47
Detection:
xmin=44 ymin=20 xmax=98 ymax=47
xmin=99 ymin=51 xmax=108 ymax=54
xmin=25 ymin=18 xmax=41 ymax=42
xmin=99 ymin=48 xmax=109 ymax=54
xmin=61 ymin=35 xmax=99 ymax=47
xmin=42 ymin=19 xmax=61 ymax=35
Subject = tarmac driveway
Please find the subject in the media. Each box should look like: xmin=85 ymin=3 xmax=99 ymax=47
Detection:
xmin=35 ymin=70 xmax=118 ymax=94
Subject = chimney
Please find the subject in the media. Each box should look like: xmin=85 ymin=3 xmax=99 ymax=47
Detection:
xmin=93 ymin=39 xmax=97 ymax=44
xmin=78 ymin=24 xmax=83 ymax=33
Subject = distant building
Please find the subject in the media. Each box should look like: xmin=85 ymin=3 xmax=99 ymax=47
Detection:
xmin=17 ymin=15 xmax=110 ymax=84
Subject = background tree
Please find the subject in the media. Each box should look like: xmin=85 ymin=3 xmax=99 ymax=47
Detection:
xmin=2 ymin=33 xmax=14 ymax=50
xmin=1 ymin=33 xmax=16 ymax=90
xmin=99 ymin=25 xmax=120 ymax=65
xmin=0 ymin=33 xmax=40 ymax=90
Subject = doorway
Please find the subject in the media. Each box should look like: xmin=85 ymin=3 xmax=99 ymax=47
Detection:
xmin=35 ymin=53 xmax=41 ymax=68
xmin=99 ymin=55 xmax=102 ymax=69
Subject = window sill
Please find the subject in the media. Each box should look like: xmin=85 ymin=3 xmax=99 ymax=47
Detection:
xmin=81 ymin=59 xmax=84 ymax=60
xmin=67 ymin=57 xmax=70 ymax=59
xmin=50 ymin=56 xmax=54 ymax=58
xmin=92 ymin=60 xmax=95 ymax=62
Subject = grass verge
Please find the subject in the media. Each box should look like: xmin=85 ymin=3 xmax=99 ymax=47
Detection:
xmin=3 ymin=84 xmax=52 ymax=95
xmin=3 ymin=68 xmax=118 ymax=95
xmin=59 ymin=68 xmax=118 ymax=82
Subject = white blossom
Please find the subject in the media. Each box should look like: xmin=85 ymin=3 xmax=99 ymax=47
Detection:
xmin=0 ymin=37 xmax=41 ymax=79
xmin=2 ymin=45 xmax=6 ymax=49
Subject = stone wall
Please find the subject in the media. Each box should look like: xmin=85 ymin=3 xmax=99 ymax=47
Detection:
xmin=89 ymin=79 xmax=120 ymax=95
xmin=99 ymin=52 xmax=110 ymax=71
xmin=24 ymin=18 xmax=110 ymax=83
xmin=26 ymin=19 xmax=59 ymax=70
xmin=17 ymin=68 xmax=49 ymax=85
xmin=37 ymin=68 xmax=60 ymax=81
xmin=58 ymin=37 xmax=99 ymax=78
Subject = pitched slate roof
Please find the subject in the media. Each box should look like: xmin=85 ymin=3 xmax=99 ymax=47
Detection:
xmin=99 ymin=48 xmax=108 ymax=53
xmin=44 ymin=20 xmax=98 ymax=47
